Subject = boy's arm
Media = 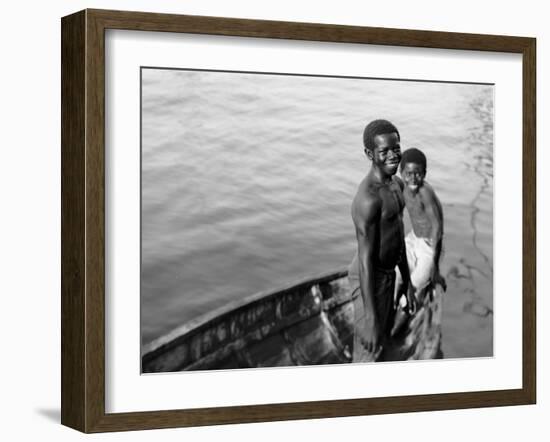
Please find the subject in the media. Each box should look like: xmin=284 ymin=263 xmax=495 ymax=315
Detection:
xmin=394 ymin=175 xmax=417 ymax=312
xmin=353 ymin=195 xmax=382 ymax=353
xmin=397 ymin=237 xmax=417 ymax=313
xmin=421 ymin=186 xmax=445 ymax=287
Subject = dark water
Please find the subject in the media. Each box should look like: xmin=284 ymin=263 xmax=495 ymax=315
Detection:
xmin=141 ymin=69 xmax=493 ymax=358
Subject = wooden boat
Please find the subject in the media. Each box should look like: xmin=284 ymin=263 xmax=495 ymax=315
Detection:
xmin=142 ymin=269 xmax=443 ymax=372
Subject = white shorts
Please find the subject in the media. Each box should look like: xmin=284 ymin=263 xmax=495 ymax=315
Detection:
xmin=396 ymin=230 xmax=435 ymax=302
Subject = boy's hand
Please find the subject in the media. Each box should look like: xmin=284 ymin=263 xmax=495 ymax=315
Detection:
xmin=361 ymin=315 xmax=381 ymax=354
xmin=394 ymin=280 xmax=406 ymax=308
xmin=433 ymin=271 xmax=447 ymax=292
xmin=396 ymin=281 xmax=417 ymax=314
xmin=406 ymin=284 xmax=417 ymax=315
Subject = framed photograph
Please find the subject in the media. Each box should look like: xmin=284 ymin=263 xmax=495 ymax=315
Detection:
xmin=61 ymin=9 xmax=536 ymax=433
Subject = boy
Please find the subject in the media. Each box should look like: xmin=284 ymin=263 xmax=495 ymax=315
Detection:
xmin=348 ymin=119 xmax=416 ymax=358
xmin=397 ymin=148 xmax=446 ymax=306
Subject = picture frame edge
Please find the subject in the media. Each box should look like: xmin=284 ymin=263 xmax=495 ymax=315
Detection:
xmin=60 ymin=8 xmax=537 ymax=433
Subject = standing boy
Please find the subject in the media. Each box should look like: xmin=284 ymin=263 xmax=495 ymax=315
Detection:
xmin=398 ymin=148 xmax=446 ymax=303
xmin=348 ymin=120 xmax=416 ymax=358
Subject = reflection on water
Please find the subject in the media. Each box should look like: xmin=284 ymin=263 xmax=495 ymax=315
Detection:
xmin=141 ymin=69 xmax=493 ymax=359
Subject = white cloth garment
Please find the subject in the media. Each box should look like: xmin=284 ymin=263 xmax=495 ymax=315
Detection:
xmin=396 ymin=230 xmax=435 ymax=305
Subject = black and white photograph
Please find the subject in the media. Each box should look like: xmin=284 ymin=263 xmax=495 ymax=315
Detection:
xmin=140 ymin=68 xmax=494 ymax=373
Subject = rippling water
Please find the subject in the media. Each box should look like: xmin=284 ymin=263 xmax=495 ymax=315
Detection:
xmin=141 ymin=68 xmax=493 ymax=359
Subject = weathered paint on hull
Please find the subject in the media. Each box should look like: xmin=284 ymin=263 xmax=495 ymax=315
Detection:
xmin=142 ymin=270 xmax=442 ymax=373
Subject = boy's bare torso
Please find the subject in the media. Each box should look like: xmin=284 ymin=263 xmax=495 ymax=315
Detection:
xmin=351 ymin=175 xmax=406 ymax=270
xmin=403 ymin=182 xmax=443 ymax=241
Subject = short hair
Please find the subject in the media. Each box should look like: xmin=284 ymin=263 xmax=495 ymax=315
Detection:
xmin=363 ymin=119 xmax=400 ymax=151
xmin=400 ymin=148 xmax=427 ymax=171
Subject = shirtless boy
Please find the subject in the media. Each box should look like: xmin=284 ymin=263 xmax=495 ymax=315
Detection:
xmin=348 ymin=120 xmax=416 ymax=356
xmin=399 ymin=148 xmax=446 ymax=302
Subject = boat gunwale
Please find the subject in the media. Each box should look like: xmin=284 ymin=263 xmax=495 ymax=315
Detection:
xmin=142 ymin=268 xmax=349 ymax=363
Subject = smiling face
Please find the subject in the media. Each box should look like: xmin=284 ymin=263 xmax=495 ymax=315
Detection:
xmin=401 ymin=162 xmax=426 ymax=191
xmin=366 ymin=132 xmax=402 ymax=177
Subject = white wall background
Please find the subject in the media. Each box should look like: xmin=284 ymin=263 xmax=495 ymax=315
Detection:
xmin=0 ymin=0 xmax=545 ymax=440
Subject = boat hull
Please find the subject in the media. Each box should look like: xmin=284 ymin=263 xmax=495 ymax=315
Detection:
xmin=142 ymin=269 xmax=443 ymax=373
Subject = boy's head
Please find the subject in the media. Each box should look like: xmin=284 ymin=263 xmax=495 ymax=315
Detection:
xmin=363 ymin=119 xmax=400 ymax=152
xmin=400 ymin=148 xmax=427 ymax=191
xmin=363 ymin=119 xmax=402 ymax=175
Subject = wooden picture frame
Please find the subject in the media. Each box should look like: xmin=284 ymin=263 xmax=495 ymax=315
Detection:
xmin=61 ymin=8 xmax=536 ymax=433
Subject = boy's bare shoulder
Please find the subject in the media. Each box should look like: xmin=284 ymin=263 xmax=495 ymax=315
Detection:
xmin=352 ymin=181 xmax=382 ymax=224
